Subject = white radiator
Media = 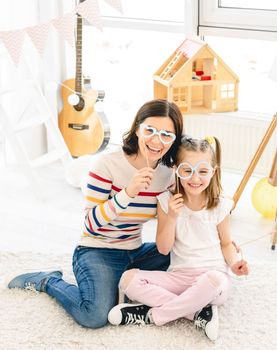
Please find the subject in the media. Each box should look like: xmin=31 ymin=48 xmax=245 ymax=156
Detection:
xmin=184 ymin=112 xmax=277 ymax=176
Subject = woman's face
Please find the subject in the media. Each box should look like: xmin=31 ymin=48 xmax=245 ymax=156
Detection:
xmin=136 ymin=116 xmax=176 ymax=166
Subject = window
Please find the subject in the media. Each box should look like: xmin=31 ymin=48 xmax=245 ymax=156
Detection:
xmin=199 ymin=0 xmax=277 ymax=40
xmin=98 ymin=0 xmax=185 ymax=32
xmin=79 ymin=0 xmax=277 ymax=144
xmin=221 ymin=83 xmax=234 ymax=99
xmin=74 ymin=1 xmax=189 ymax=143
xmin=203 ymin=35 xmax=277 ymax=114
xmin=219 ymin=0 xmax=277 ymax=11
xmin=100 ymin=0 xmax=184 ymax=22
xmin=197 ymin=1 xmax=277 ymax=115
xmin=81 ymin=26 xmax=185 ymax=144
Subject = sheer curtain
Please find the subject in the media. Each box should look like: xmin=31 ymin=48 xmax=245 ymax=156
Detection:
xmin=0 ymin=0 xmax=74 ymax=155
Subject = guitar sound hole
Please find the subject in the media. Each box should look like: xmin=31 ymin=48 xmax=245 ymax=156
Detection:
xmin=74 ymin=96 xmax=85 ymax=112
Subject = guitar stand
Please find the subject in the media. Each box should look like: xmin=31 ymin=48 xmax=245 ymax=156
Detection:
xmin=232 ymin=114 xmax=277 ymax=250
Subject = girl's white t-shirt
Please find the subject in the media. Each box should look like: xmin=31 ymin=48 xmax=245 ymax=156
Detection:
xmin=157 ymin=192 xmax=234 ymax=273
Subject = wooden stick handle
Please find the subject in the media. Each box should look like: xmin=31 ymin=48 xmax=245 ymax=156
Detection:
xmin=233 ymin=114 xmax=277 ymax=208
xmin=268 ymin=149 xmax=277 ymax=186
xmin=175 ymin=173 xmax=179 ymax=194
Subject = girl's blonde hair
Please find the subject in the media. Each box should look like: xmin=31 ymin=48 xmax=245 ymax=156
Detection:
xmin=174 ymin=135 xmax=222 ymax=209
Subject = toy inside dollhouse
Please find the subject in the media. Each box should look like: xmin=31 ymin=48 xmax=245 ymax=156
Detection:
xmin=153 ymin=38 xmax=239 ymax=114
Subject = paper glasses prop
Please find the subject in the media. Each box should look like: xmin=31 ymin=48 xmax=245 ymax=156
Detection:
xmin=139 ymin=123 xmax=176 ymax=145
xmin=176 ymin=161 xmax=214 ymax=180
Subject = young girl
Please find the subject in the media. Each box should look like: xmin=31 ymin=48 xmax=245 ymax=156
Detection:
xmin=108 ymin=135 xmax=249 ymax=341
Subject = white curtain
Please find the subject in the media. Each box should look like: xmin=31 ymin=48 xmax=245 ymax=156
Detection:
xmin=0 ymin=0 xmax=74 ymax=93
xmin=0 ymin=0 xmax=75 ymax=155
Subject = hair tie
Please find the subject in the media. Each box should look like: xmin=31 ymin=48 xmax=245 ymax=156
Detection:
xmin=182 ymin=134 xmax=193 ymax=143
xmin=204 ymin=136 xmax=215 ymax=145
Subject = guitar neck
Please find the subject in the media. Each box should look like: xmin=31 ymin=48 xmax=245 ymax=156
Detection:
xmin=75 ymin=13 xmax=83 ymax=94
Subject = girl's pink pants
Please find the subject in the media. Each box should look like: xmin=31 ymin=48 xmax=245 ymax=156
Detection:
xmin=121 ymin=268 xmax=231 ymax=326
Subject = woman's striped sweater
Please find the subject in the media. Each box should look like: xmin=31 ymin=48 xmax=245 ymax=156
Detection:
xmin=79 ymin=149 xmax=174 ymax=250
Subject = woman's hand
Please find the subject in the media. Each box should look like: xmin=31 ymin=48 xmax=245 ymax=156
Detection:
xmin=231 ymin=260 xmax=249 ymax=276
xmin=168 ymin=193 xmax=184 ymax=218
xmin=125 ymin=167 xmax=155 ymax=198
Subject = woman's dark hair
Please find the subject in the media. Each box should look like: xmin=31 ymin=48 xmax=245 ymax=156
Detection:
xmin=122 ymin=99 xmax=183 ymax=167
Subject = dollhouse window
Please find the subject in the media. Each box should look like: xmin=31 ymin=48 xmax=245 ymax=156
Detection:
xmin=180 ymin=88 xmax=187 ymax=102
xmin=221 ymin=83 xmax=235 ymax=99
xmin=173 ymin=88 xmax=179 ymax=102
xmin=173 ymin=88 xmax=187 ymax=103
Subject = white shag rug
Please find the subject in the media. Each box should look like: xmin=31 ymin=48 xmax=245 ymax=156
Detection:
xmin=0 ymin=252 xmax=276 ymax=350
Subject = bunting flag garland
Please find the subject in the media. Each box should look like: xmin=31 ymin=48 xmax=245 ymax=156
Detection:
xmin=52 ymin=13 xmax=76 ymax=47
xmin=0 ymin=0 xmax=123 ymax=66
xmin=103 ymin=0 xmax=123 ymax=14
xmin=0 ymin=30 xmax=25 ymax=66
xmin=26 ymin=23 xmax=50 ymax=57
xmin=76 ymin=0 xmax=102 ymax=30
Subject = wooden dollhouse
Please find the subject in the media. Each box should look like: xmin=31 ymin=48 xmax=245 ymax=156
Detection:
xmin=153 ymin=38 xmax=239 ymax=114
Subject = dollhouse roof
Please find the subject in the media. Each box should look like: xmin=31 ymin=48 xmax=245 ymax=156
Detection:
xmin=177 ymin=39 xmax=204 ymax=59
xmin=155 ymin=38 xmax=239 ymax=82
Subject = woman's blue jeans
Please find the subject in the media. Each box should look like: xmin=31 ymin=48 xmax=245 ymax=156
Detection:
xmin=45 ymin=243 xmax=169 ymax=328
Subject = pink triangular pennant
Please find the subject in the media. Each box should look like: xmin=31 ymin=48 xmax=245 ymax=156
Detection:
xmin=76 ymin=0 xmax=102 ymax=31
xmin=103 ymin=0 xmax=123 ymax=14
xmin=52 ymin=13 xmax=76 ymax=47
xmin=0 ymin=30 xmax=25 ymax=66
xmin=26 ymin=23 xmax=50 ymax=57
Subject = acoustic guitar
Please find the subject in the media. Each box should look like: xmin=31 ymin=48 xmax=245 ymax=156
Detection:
xmin=58 ymin=0 xmax=110 ymax=157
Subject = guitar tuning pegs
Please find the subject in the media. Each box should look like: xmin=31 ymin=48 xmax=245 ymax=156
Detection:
xmin=96 ymin=90 xmax=105 ymax=102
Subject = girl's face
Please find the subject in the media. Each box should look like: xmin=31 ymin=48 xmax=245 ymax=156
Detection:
xmin=177 ymin=150 xmax=215 ymax=197
xmin=136 ymin=116 xmax=176 ymax=166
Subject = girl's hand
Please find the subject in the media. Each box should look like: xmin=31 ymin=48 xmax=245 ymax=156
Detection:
xmin=231 ymin=260 xmax=249 ymax=276
xmin=168 ymin=193 xmax=184 ymax=218
xmin=125 ymin=167 xmax=155 ymax=198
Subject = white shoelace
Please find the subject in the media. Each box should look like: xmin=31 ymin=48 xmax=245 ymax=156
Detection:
xmin=194 ymin=317 xmax=207 ymax=330
xmin=125 ymin=312 xmax=146 ymax=325
xmin=24 ymin=282 xmax=37 ymax=292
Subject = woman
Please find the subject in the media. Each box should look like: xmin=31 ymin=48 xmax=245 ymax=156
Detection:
xmin=8 ymin=99 xmax=183 ymax=328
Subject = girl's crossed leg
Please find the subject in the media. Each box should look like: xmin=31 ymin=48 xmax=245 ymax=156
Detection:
xmin=120 ymin=268 xmax=231 ymax=325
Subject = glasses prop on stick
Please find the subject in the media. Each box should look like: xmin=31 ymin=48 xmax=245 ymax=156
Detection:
xmin=175 ymin=173 xmax=179 ymax=194
xmin=139 ymin=123 xmax=176 ymax=168
xmin=144 ymin=139 xmax=150 ymax=168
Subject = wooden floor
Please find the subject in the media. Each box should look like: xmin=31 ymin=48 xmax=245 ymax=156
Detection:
xmin=0 ymin=149 xmax=275 ymax=265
